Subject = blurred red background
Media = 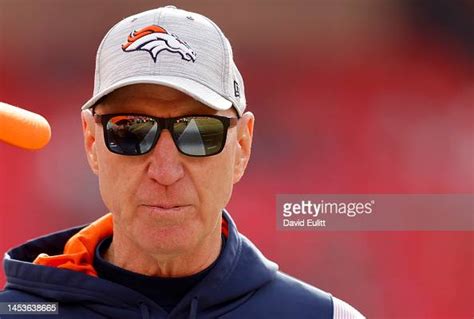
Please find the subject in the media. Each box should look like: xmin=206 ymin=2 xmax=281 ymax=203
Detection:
xmin=0 ymin=1 xmax=473 ymax=318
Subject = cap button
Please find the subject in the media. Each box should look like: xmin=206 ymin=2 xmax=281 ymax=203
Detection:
xmin=164 ymin=5 xmax=177 ymax=9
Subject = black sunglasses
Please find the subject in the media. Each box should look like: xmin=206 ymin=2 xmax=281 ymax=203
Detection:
xmin=93 ymin=112 xmax=238 ymax=157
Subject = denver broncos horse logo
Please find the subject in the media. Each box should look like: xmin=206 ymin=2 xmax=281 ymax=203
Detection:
xmin=122 ymin=25 xmax=196 ymax=63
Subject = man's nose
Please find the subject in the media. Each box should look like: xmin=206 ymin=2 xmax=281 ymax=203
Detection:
xmin=146 ymin=130 xmax=185 ymax=186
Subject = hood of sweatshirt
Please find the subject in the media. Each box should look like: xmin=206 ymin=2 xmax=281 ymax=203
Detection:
xmin=3 ymin=210 xmax=279 ymax=318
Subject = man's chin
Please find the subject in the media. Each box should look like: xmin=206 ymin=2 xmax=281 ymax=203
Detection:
xmin=130 ymin=222 xmax=201 ymax=256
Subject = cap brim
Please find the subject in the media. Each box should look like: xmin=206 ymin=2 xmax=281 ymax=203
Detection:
xmin=81 ymin=75 xmax=233 ymax=112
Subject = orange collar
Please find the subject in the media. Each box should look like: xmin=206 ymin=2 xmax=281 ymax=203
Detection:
xmin=33 ymin=213 xmax=113 ymax=277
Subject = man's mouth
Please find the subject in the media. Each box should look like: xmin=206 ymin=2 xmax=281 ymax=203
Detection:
xmin=142 ymin=204 xmax=191 ymax=212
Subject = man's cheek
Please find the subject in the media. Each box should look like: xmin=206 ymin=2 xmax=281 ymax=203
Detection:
xmin=203 ymin=168 xmax=233 ymax=207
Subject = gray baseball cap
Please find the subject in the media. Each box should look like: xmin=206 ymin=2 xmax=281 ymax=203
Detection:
xmin=81 ymin=5 xmax=246 ymax=116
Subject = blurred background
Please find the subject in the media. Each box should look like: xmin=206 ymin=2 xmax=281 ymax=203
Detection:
xmin=0 ymin=0 xmax=472 ymax=318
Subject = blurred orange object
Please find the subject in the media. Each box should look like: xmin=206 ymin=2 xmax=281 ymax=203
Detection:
xmin=0 ymin=102 xmax=51 ymax=150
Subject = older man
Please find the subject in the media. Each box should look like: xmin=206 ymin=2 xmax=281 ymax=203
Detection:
xmin=0 ymin=6 xmax=364 ymax=318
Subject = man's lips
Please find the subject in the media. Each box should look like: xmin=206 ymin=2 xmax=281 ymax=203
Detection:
xmin=141 ymin=204 xmax=192 ymax=212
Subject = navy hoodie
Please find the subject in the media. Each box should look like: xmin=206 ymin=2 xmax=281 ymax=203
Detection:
xmin=0 ymin=211 xmax=334 ymax=318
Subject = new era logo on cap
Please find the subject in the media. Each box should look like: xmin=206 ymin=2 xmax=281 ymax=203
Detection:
xmin=122 ymin=25 xmax=196 ymax=63
xmin=234 ymin=80 xmax=240 ymax=98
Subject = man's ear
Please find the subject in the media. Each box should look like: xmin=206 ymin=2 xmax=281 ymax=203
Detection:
xmin=81 ymin=109 xmax=99 ymax=175
xmin=233 ymin=111 xmax=255 ymax=184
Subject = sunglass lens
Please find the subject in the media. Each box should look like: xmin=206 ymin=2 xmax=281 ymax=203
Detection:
xmin=106 ymin=115 xmax=158 ymax=155
xmin=173 ymin=117 xmax=225 ymax=156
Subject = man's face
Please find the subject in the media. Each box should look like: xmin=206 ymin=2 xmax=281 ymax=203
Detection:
xmin=82 ymin=84 xmax=254 ymax=256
